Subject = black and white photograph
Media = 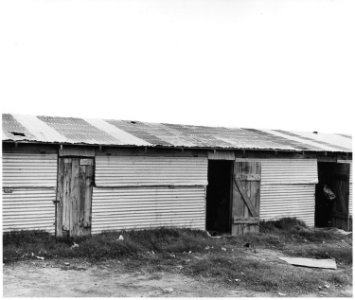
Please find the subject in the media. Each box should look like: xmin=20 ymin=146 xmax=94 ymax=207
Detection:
xmin=0 ymin=0 xmax=353 ymax=297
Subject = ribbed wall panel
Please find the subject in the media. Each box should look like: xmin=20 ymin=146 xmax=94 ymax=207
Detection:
xmin=2 ymin=153 xmax=57 ymax=233
xmin=2 ymin=153 xmax=57 ymax=187
xmin=95 ymin=156 xmax=208 ymax=186
xmin=2 ymin=189 xmax=55 ymax=233
xmin=92 ymin=187 xmax=206 ymax=233
xmin=236 ymin=158 xmax=318 ymax=185
xmin=260 ymin=185 xmax=315 ymax=226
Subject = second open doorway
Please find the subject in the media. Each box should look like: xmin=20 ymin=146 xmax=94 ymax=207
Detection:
xmin=206 ymin=160 xmax=234 ymax=234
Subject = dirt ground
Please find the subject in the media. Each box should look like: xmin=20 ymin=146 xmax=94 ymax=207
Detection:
xmin=3 ymin=259 xmax=269 ymax=297
xmin=3 ymin=254 xmax=352 ymax=297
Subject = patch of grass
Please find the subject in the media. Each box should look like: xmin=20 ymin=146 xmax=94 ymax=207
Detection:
xmin=3 ymin=230 xmax=53 ymax=245
xmin=3 ymin=219 xmax=351 ymax=264
xmin=182 ymin=254 xmax=350 ymax=294
xmin=3 ymin=228 xmax=219 ymax=263
xmin=260 ymin=217 xmax=307 ymax=232
xmin=259 ymin=218 xmax=348 ymax=245
xmin=284 ymin=245 xmax=353 ymax=265
xmin=3 ymin=221 xmax=353 ymax=296
xmin=225 ymin=232 xmax=286 ymax=249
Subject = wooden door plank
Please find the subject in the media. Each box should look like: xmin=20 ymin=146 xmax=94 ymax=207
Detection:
xmin=62 ymin=159 xmax=72 ymax=233
xmin=331 ymin=163 xmax=351 ymax=230
xmin=56 ymin=157 xmax=94 ymax=238
xmin=56 ymin=159 xmax=64 ymax=237
xmin=83 ymin=162 xmax=93 ymax=230
xmin=78 ymin=163 xmax=86 ymax=237
xmin=234 ymin=178 xmax=258 ymax=217
xmin=70 ymin=158 xmax=80 ymax=237
xmin=232 ymin=161 xmax=261 ymax=235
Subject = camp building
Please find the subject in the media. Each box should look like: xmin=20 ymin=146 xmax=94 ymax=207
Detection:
xmin=2 ymin=114 xmax=352 ymax=237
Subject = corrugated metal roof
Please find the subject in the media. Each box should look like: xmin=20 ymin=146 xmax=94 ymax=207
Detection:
xmin=1 ymin=113 xmax=352 ymax=153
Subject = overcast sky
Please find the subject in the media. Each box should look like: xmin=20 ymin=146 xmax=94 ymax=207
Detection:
xmin=1 ymin=0 xmax=354 ymax=134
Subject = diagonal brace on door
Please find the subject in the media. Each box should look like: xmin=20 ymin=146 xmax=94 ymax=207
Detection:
xmin=234 ymin=178 xmax=258 ymax=217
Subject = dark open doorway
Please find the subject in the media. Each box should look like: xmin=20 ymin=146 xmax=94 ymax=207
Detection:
xmin=206 ymin=160 xmax=233 ymax=234
xmin=316 ymin=162 xmax=351 ymax=230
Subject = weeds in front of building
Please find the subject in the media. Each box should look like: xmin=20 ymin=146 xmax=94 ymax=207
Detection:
xmin=3 ymin=218 xmax=352 ymax=295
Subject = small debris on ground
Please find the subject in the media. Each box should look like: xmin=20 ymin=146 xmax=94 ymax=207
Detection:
xmin=204 ymin=246 xmax=210 ymax=250
xmin=330 ymin=228 xmax=352 ymax=236
xmin=118 ymin=235 xmax=124 ymax=241
xmin=64 ymin=262 xmax=70 ymax=266
xmin=279 ymin=257 xmax=337 ymax=270
xmin=324 ymin=284 xmax=330 ymax=289
xmin=221 ymin=247 xmax=227 ymax=251
xmin=162 ymin=287 xmax=174 ymax=294
xmin=169 ymin=254 xmax=176 ymax=258
xmin=36 ymin=256 xmax=44 ymax=260
xmin=71 ymin=242 xmax=79 ymax=249
xmin=175 ymin=265 xmax=183 ymax=269
xmin=234 ymin=278 xmax=240 ymax=282
xmin=278 ymin=292 xmax=287 ymax=296
xmin=188 ymin=250 xmax=192 ymax=254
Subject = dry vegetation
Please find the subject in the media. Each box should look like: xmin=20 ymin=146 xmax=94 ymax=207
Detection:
xmin=3 ymin=218 xmax=353 ymax=296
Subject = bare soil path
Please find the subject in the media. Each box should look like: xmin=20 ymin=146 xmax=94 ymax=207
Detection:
xmin=3 ymin=259 xmax=270 ymax=297
xmin=3 ymin=258 xmax=352 ymax=297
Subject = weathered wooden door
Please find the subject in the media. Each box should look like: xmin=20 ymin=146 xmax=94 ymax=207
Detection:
xmin=56 ymin=157 xmax=94 ymax=238
xmin=331 ymin=163 xmax=351 ymax=230
xmin=232 ymin=161 xmax=261 ymax=235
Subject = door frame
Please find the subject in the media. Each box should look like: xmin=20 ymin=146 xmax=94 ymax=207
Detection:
xmin=55 ymin=156 xmax=95 ymax=239
xmin=206 ymin=158 xmax=235 ymax=234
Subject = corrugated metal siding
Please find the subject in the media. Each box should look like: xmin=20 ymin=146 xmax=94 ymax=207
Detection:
xmin=260 ymin=185 xmax=315 ymax=226
xmin=92 ymin=186 xmax=206 ymax=233
xmin=2 ymin=189 xmax=56 ymax=233
xmin=236 ymin=159 xmax=317 ymax=226
xmin=2 ymin=153 xmax=57 ymax=233
xmin=2 ymin=153 xmax=57 ymax=187
xmin=95 ymin=156 xmax=208 ymax=186
xmin=250 ymin=159 xmax=318 ymax=185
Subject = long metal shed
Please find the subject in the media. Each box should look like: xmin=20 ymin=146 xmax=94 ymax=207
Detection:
xmin=2 ymin=114 xmax=353 ymax=237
